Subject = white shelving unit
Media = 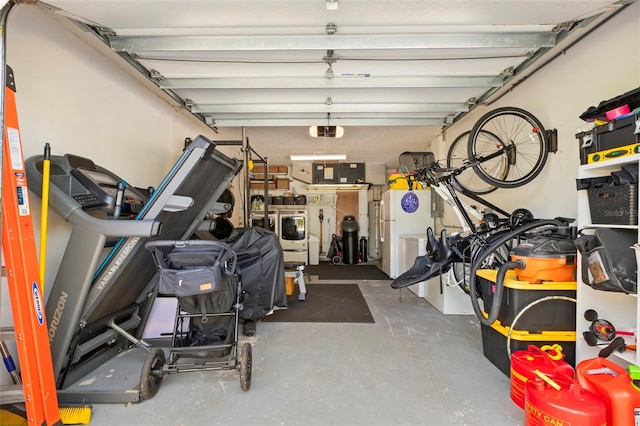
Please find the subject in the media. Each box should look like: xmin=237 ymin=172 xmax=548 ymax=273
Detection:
xmin=576 ymin=154 xmax=640 ymax=367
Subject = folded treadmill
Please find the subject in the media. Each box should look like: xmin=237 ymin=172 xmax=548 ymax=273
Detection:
xmin=25 ymin=135 xmax=242 ymax=403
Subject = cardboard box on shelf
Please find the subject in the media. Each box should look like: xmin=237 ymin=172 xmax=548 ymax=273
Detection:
xmin=276 ymin=178 xmax=290 ymax=189
xmin=252 ymin=165 xmax=280 ymax=174
xmin=253 ymin=164 xmax=288 ymax=175
xmin=250 ymin=181 xmax=276 ymax=190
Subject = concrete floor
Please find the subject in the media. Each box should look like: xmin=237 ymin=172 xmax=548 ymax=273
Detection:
xmin=85 ymin=277 xmax=524 ymax=426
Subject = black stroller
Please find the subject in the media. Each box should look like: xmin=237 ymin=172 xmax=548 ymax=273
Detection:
xmin=142 ymin=240 xmax=252 ymax=399
xmin=327 ymin=234 xmax=343 ymax=265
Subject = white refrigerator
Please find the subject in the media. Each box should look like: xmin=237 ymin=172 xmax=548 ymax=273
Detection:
xmin=380 ymin=189 xmax=434 ymax=279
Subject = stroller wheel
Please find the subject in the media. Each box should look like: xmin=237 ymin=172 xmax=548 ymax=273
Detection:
xmin=331 ymin=255 xmax=342 ymax=265
xmin=239 ymin=343 xmax=252 ymax=391
xmin=140 ymin=349 xmax=165 ymax=400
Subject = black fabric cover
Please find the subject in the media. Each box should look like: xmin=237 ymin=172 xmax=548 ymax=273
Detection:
xmin=194 ymin=227 xmax=287 ymax=320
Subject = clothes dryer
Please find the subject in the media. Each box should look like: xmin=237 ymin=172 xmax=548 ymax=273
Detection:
xmin=279 ymin=209 xmax=308 ymax=263
xmin=279 ymin=209 xmax=308 ymax=251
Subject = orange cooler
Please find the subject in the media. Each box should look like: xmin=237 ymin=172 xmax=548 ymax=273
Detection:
xmin=576 ymin=357 xmax=640 ymax=426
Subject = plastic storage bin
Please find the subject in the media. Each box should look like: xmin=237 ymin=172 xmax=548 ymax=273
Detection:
xmin=480 ymin=319 xmax=576 ymax=377
xmin=476 ymin=269 xmax=576 ymax=332
xmin=587 ymin=184 xmax=638 ymax=225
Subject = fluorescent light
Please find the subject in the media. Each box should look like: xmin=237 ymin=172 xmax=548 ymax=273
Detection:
xmin=290 ymin=154 xmax=347 ymax=161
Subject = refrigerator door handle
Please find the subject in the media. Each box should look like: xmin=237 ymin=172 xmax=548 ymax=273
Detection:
xmin=379 ymin=200 xmax=385 ymax=242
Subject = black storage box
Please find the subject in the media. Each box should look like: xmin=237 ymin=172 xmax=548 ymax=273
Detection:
xmin=481 ymin=320 xmax=576 ymax=377
xmin=477 ymin=270 xmax=576 ymax=332
xmin=595 ymin=113 xmax=640 ymax=151
xmin=272 ymin=195 xmax=284 ymax=205
xmin=587 ymin=184 xmax=638 ymax=225
xmin=575 ymin=113 xmax=640 ymax=165
xmin=576 ymin=129 xmax=597 ymax=165
xmin=283 ymin=196 xmax=294 ymax=205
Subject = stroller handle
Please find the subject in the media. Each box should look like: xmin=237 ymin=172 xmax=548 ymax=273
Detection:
xmin=144 ymin=239 xmax=237 ymax=276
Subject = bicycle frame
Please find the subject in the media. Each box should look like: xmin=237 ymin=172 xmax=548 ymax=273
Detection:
xmin=418 ymin=160 xmax=512 ymax=235
xmin=391 ymin=158 xmax=523 ymax=291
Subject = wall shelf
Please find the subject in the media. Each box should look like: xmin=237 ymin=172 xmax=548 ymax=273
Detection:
xmin=305 ymin=184 xmax=367 ymax=191
xmin=575 ymin=155 xmax=640 ymax=367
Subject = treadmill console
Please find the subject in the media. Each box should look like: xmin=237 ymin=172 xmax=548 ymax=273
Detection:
xmin=31 ymin=153 xmax=148 ymax=217
xmin=70 ymin=168 xmax=116 ymax=209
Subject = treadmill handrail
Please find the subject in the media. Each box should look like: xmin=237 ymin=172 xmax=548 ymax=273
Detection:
xmin=68 ymin=208 xmax=161 ymax=237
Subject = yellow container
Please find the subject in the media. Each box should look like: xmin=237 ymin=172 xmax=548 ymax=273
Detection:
xmin=285 ymin=276 xmax=295 ymax=296
xmin=388 ymin=173 xmax=424 ymax=190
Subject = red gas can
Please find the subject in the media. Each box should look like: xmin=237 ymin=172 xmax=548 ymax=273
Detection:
xmin=577 ymin=357 xmax=640 ymax=426
xmin=525 ymin=374 xmax=607 ymax=426
xmin=510 ymin=344 xmax=575 ymax=408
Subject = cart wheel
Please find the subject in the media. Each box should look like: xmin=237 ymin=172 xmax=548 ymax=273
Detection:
xmin=140 ymin=349 xmax=165 ymax=400
xmin=331 ymin=256 xmax=342 ymax=265
xmin=239 ymin=343 xmax=252 ymax=391
xmin=509 ymin=208 xmax=534 ymax=228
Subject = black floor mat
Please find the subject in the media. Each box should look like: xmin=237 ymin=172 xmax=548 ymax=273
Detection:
xmin=304 ymin=262 xmax=390 ymax=281
xmin=261 ymin=284 xmax=374 ymax=323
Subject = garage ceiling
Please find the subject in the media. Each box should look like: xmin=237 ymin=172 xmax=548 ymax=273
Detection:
xmin=34 ymin=0 xmax=633 ymax=166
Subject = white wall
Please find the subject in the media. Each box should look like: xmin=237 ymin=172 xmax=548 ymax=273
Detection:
xmin=2 ymin=4 xmax=236 ymax=289
xmin=433 ymin=2 xmax=640 ymax=226
xmin=8 ymin=8 xmax=193 ymax=182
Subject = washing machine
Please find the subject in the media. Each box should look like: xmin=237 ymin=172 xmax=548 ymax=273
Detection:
xmin=250 ymin=210 xmax=279 ymax=234
xmin=279 ymin=209 xmax=308 ymax=263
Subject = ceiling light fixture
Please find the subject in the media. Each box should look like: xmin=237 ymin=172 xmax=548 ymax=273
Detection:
xmin=326 ymin=0 xmax=338 ymax=10
xmin=290 ymin=154 xmax=347 ymax=162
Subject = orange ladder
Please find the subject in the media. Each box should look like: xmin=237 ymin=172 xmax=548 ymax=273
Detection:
xmin=1 ymin=64 xmax=61 ymax=425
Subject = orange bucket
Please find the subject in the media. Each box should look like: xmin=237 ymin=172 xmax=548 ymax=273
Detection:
xmin=285 ymin=276 xmax=295 ymax=296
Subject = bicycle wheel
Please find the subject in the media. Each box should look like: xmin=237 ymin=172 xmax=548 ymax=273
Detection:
xmin=447 ymin=130 xmax=505 ymax=195
xmin=453 ymin=229 xmax=515 ymax=295
xmin=468 ymin=107 xmax=548 ymax=188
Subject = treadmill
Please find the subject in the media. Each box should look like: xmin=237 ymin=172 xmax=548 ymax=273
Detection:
xmin=24 ymin=135 xmax=242 ymax=403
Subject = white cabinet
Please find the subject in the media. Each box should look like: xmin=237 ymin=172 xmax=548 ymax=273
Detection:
xmin=576 ymin=155 xmax=640 ymax=366
xmin=400 ymin=234 xmax=428 ymax=298
xmin=400 ymin=234 xmax=474 ymax=314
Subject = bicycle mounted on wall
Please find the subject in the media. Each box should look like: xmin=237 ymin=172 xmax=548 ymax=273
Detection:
xmin=390 ymin=107 xmax=571 ymax=301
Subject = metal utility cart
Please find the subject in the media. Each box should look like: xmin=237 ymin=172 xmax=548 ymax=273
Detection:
xmin=143 ymin=240 xmax=252 ymax=398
